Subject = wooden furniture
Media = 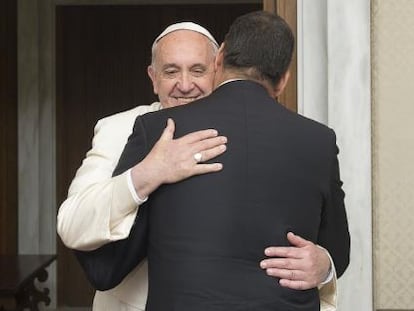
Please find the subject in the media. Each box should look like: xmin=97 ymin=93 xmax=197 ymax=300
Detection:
xmin=0 ymin=255 xmax=56 ymax=311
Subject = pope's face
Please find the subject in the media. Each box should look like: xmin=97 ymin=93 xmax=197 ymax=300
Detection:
xmin=148 ymin=30 xmax=216 ymax=108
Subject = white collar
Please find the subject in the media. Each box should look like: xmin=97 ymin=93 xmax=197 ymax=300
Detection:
xmin=217 ymin=79 xmax=246 ymax=87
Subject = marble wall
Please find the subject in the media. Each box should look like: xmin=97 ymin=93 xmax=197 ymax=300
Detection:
xmin=298 ymin=0 xmax=372 ymax=310
xmin=18 ymin=0 xmax=56 ymax=308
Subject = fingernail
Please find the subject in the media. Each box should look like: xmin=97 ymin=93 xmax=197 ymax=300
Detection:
xmin=260 ymin=261 xmax=266 ymax=268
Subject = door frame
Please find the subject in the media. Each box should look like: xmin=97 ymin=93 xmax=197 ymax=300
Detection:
xmin=17 ymin=0 xmax=297 ymax=307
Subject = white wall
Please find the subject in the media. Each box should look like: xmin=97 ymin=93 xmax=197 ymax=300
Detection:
xmin=372 ymin=0 xmax=414 ymax=308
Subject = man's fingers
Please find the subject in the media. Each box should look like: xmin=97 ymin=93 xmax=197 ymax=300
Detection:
xmin=286 ymin=232 xmax=313 ymax=248
xmin=279 ymin=279 xmax=311 ymax=291
xmin=264 ymin=268 xmax=315 ymax=290
xmin=261 ymin=235 xmax=328 ymax=289
xmin=264 ymin=246 xmax=301 ymax=259
xmin=264 ymin=267 xmax=302 ymax=281
xmin=260 ymin=257 xmax=303 ymax=270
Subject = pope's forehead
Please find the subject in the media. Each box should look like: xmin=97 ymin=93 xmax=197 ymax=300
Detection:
xmin=152 ymin=30 xmax=216 ymax=68
xmin=155 ymin=31 xmax=214 ymax=59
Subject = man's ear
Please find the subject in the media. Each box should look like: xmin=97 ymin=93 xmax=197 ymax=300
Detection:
xmin=273 ymin=70 xmax=290 ymax=98
xmin=147 ymin=65 xmax=158 ymax=94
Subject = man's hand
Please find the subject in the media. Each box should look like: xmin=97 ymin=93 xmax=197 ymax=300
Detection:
xmin=131 ymin=118 xmax=227 ymax=197
xmin=260 ymin=232 xmax=331 ymax=290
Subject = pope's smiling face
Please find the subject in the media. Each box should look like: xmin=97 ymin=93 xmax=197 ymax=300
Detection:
xmin=148 ymin=30 xmax=217 ymax=108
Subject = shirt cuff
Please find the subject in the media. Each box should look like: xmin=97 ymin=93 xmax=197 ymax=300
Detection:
xmin=317 ymin=245 xmax=334 ymax=285
xmin=126 ymin=168 xmax=148 ymax=205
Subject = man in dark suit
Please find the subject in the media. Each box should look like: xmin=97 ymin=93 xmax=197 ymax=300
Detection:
xmin=111 ymin=10 xmax=350 ymax=311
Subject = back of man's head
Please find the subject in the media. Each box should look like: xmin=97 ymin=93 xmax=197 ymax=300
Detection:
xmin=223 ymin=11 xmax=294 ymax=86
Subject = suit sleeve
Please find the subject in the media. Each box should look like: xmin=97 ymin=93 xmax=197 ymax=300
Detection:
xmin=317 ymin=131 xmax=351 ymax=278
xmin=74 ymin=116 xmax=151 ymax=291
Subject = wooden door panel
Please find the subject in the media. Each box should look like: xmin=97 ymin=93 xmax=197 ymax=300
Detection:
xmin=0 ymin=0 xmax=17 ymax=256
xmin=263 ymin=0 xmax=297 ymax=112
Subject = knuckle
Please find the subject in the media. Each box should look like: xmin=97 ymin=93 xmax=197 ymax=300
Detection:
xmin=297 ymin=281 xmax=305 ymax=290
xmin=198 ymin=131 xmax=209 ymax=139
xmin=283 ymin=259 xmax=292 ymax=269
xmin=200 ymin=129 xmax=215 ymax=139
xmin=279 ymin=248 xmax=290 ymax=258
xmin=266 ymin=259 xmax=278 ymax=268
xmin=203 ymin=139 xmax=214 ymax=148
xmin=269 ymin=268 xmax=279 ymax=277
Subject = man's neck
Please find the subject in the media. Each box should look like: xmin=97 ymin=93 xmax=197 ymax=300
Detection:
xmin=218 ymin=71 xmax=246 ymax=84
xmin=214 ymin=69 xmax=274 ymax=96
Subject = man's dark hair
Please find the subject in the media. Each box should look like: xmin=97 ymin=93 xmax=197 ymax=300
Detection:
xmin=223 ymin=11 xmax=294 ymax=86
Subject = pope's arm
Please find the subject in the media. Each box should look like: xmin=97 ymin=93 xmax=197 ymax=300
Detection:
xmin=70 ymin=116 xmax=227 ymax=291
xmin=57 ymin=107 xmax=151 ymax=251
xmin=57 ymin=105 xmax=227 ymax=251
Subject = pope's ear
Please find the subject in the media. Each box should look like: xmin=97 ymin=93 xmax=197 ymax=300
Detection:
xmin=214 ymin=43 xmax=225 ymax=71
xmin=147 ymin=65 xmax=158 ymax=94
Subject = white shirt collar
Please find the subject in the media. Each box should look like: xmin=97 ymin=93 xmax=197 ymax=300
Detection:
xmin=217 ymin=79 xmax=246 ymax=87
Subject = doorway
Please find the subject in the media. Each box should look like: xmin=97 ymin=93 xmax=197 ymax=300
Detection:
xmin=56 ymin=3 xmax=262 ymax=307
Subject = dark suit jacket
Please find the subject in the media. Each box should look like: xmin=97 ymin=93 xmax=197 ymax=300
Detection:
xmin=110 ymin=80 xmax=350 ymax=311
